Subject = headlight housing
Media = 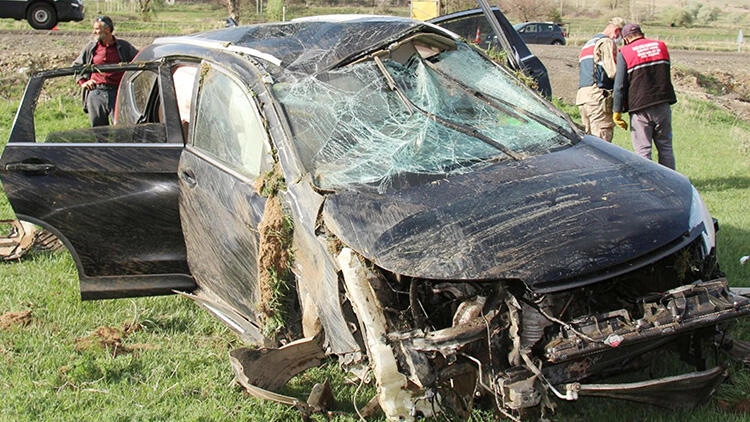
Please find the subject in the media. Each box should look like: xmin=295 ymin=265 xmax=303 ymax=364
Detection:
xmin=688 ymin=186 xmax=715 ymax=257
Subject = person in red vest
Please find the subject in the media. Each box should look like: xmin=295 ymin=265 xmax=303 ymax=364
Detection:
xmin=73 ymin=16 xmax=138 ymax=127
xmin=575 ymin=17 xmax=625 ymax=142
xmin=613 ymin=23 xmax=677 ymax=169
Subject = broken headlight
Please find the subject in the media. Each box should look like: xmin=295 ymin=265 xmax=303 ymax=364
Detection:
xmin=688 ymin=185 xmax=716 ymax=258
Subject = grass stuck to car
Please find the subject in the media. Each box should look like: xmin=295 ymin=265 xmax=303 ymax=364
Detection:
xmin=1 ymin=12 xmax=749 ymax=422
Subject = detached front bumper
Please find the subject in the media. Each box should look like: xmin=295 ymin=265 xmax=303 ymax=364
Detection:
xmin=384 ymin=277 xmax=750 ymax=415
xmin=544 ymin=278 xmax=750 ymax=365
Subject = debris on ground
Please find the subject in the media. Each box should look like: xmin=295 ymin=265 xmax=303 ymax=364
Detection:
xmin=0 ymin=310 xmax=32 ymax=329
xmin=74 ymin=322 xmax=155 ymax=356
xmin=1 ymin=219 xmax=62 ymax=260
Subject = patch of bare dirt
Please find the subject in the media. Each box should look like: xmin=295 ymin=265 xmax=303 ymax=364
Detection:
xmin=2 ymin=30 xmax=749 ymax=120
xmin=0 ymin=29 xmax=156 ymax=95
xmin=530 ymin=44 xmax=750 ymax=121
xmin=0 ymin=310 xmax=32 ymax=329
xmin=74 ymin=322 xmax=157 ymax=356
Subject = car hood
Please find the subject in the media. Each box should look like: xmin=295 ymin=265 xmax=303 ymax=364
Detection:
xmin=322 ymin=136 xmax=695 ymax=292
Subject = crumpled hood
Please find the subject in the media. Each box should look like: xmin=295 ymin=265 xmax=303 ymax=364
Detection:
xmin=322 ymin=137 xmax=695 ymax=291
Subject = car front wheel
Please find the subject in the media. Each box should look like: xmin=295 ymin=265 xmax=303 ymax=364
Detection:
xmin=27 ymin=2 xmax=57 ymax=30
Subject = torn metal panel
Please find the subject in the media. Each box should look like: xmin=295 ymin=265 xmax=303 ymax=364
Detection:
xmin=178 ymin=289 xmax=268 ymax=346
xmin=230 ymin=336 xmax=325 ymax=391
xmin=283 ymin=178 xmax=362 ymax=356
xmin=338 ymin=248 xmax=434 ymax=420
xmin=229 ymin=337 xmax=326 ymax=416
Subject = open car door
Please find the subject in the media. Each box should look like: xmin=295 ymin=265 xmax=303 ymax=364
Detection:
xmin=0 ymin=62 xmax=194 ymax=299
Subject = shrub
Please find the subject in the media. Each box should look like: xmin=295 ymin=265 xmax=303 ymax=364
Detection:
xmin=696 ymin=6 xmax=721 ymax=25
xmin=266 ymin=0 xmax=284 ymax=22
xmin=663 ymin=7 xmax=693 ymax=27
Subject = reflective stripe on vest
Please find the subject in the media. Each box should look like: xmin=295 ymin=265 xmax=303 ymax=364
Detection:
xmin=578 ymin=33 xmax=614 ymax=90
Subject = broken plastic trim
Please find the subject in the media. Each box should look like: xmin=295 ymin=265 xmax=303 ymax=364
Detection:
xmin=544 ymin=278 xmax=750 ymax=364
xmin=0 ymin=219 xmax=61 ymax=260
xmin=338 ymin=247 xmax=435 ymax=420
xmin=565 ymin=366 xmax=727 ymax=409
xmin=0 ymin=219 xmax=38 ymax=260
xmin=229 ymin=336 xmax=327 ymax=416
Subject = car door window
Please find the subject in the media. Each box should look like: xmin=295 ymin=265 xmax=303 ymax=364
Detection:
xmin=435 ymin=16 xmax=491 ymax=46
xmin=29 ymin=69 xmax=168 ymax=144
xmin=126 ymin=69 xmax=159 ymax=121
xmin=173 ymin=64 xmax=198 ymax=137
xmin=192 ymin=63 xmax=272 ymax=178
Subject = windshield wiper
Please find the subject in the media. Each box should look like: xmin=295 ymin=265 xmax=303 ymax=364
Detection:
xmin=373 ymin=55 xmax=521 ymax=161
xmin=423 ymin=60 xmax=577 ymax=140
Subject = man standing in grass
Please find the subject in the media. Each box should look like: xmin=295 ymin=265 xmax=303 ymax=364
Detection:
xmin=575 ymin=17 xmax=625 ymax=142
xmin=613 ymin=23 xmax=677 ymax=169
xmin=73 ymin=15 xmax=138 ymax=126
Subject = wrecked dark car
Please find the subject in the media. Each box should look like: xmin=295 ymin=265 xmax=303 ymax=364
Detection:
xmin=1 ymin=15 xmax=749 ymax=420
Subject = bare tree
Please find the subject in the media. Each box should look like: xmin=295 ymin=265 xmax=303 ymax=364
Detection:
xmin=214 ymin=0 xmax=241 ymax=22
xmin=136 ymin=0 xmax=153 ymax=17
xmin=500 ymin=0 xmax=554 ymax=22
xmin=441 ymin=0 xmax=476 ymax=15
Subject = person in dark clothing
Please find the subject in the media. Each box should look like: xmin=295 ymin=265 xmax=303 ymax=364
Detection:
xmin=613 ymin=23 xmax=677 ymax=169
xmin=73 ymin=16 xmax=139 ymax=126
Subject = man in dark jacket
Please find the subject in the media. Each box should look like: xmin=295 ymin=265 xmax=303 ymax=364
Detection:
xmin=73 ymin=16 xmax=138 ymax=126
xmin=613 ymin=23 xmax=677 ymax=169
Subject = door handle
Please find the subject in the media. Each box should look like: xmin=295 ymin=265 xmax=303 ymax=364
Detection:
xmin=180 ymin=169 xmax=197 ymax=188
xmin=5 ymin=161 xmax=56 ymax=174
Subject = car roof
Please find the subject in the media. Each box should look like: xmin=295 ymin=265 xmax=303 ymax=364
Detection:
xmin=428 ymin=6 xmax=501 ymax=22
xmin=514 ymin=21 xmax=560 ymax=26
xmin=152 ymin=15 xmax=431 ymax=75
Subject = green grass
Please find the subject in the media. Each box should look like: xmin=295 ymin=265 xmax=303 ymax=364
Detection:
xmin=607 ymin=95 xmax=750 ymax=285
xmin=1 ymin=3 xmax=750 ymax=421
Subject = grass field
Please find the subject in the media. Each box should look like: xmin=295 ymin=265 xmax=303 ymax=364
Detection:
xmin=1 ymin=2 xmax=749 ymax=421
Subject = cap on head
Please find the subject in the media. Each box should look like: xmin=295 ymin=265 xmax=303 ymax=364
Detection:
xmin=96 ymin=15 xmax=114 ymax=31
xmin=608 ymin=17 xmax=625 ymax=29
xmin=621 ymin=23 xmax=642 ymax=38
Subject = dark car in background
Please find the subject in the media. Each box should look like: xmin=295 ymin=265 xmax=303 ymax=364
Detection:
xmin=513 ymin=21 xmax=567 ymax=45
xmin=1 ymin=14 xmax=748 ymax=421
xmin=0 ymin=0 xmax=84 ymax=29
xmin=430 ymin=7 xmax=552 ymax=98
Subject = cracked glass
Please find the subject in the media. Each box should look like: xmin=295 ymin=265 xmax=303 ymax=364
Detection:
xmin=275 ymin=36 xmax=576 ymax=192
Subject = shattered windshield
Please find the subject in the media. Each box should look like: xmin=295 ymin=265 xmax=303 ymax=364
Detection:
xmin=274 ymin=35 xmax=576 ymax=192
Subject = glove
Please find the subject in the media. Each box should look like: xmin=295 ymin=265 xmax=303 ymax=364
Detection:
xmin=613 ymin=112 xmax=628 ymax=130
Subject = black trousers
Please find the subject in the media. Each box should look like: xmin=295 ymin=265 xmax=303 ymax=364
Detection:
xmin=86 ymin=87 xmax=117 ymax=127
